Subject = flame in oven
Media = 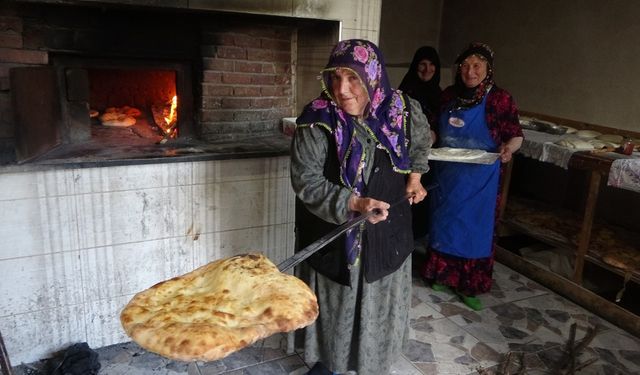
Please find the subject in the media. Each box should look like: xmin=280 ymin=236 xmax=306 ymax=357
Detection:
xmin=164 ymin=95 xmax=178 ymax=127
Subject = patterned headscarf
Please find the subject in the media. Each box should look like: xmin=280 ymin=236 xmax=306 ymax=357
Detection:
xmin=452 ymin=42 xmax=495 ymax=111
xmin=296 ymin=39 xmax=411 ymax=264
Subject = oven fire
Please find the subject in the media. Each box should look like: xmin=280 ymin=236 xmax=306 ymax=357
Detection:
xmin=154 ymin=95 xmax=179 ymax=139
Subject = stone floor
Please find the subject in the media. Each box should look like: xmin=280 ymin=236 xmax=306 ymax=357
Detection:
xmin=13 ymin=257 xmax=640 ymax=375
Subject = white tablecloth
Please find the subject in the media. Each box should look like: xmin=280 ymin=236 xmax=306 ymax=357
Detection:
xmin=518 ymin=129 xmax=640 ymax=192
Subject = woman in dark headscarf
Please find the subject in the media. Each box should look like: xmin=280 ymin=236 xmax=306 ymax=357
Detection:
xmin=399 ymin=47 xmax=442 ymax=243
xmin=291 ymin=39 xmax=431 ymax=375
xmin=399 ymin=46 xmax=442 ymax=125
xmin=421 ymin=42 xmax=523 ymax=311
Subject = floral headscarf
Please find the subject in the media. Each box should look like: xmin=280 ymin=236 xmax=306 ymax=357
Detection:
xmin=296 ymin=39 xmax=411 ymax=264
xmin=451 ymin=42 xmax=495 ymax=111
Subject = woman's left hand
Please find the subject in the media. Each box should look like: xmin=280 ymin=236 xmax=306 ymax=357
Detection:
xmin=499 ymin=144 xmax=513 ymax=163
xmin=499 ymin=137 xmax=524 ymax=163
xmin=406 ymin=172 xmax=427 ymax=204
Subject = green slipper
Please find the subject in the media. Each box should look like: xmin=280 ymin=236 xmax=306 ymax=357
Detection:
xmin=459 ymin=294 xmax=483 ymax=311
xmin=431 ymin=282 xmax=452 ymax=293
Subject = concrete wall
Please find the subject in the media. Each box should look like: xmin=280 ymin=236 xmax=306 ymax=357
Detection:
xmin=378 ymin=0 xmax=444 ymax=88
xmin=438 ymin=0 xmax=640 ymax=132
xmin=0 ymin=157 xmax=294 ymax=364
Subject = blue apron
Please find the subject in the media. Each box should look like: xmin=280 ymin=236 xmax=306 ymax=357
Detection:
xmin=429 ymin=94 xmax=500 ymax=259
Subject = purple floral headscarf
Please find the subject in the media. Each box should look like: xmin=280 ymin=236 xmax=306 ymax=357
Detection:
xmin=296 ymin=39 xmax=411 ymax=264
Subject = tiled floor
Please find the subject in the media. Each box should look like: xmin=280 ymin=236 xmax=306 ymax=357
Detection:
xmin=14 ymin=257 xmax=640 ymax=375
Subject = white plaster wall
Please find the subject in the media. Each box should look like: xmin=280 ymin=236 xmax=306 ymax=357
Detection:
xmin=0 ymin=156 xmax=295 ymax=364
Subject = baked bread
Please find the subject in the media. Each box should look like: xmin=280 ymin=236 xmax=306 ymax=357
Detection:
xmin=120 ymin=253 xmax=318 ymax=361
xmin=429 ymin=147 xmax=487 ymax=160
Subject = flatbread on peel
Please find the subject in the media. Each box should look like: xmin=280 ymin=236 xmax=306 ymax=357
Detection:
xmin=429 ymin=147 xmax=487 ymax=160
xmin=120 ymin=253 xmax=318 ymax=362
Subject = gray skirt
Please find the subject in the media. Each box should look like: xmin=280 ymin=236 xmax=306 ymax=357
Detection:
xmin=300 ymin=256 xmax=412 ymax=374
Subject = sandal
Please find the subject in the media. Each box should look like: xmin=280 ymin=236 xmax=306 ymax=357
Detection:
xmin=459 ymin=294 xmax=483 ymax=310
xmin=431 ymin=282 xmax=453 ymax=293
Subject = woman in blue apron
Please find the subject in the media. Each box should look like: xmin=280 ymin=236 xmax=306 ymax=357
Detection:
xmin=422 ymin=43 xmax=524 ymax=310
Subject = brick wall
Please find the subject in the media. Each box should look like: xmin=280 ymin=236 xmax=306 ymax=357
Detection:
xmin=199 ymin=21 xmax=294 ymax=141
xmin=0 ymin=3 xmax=296 ymax=161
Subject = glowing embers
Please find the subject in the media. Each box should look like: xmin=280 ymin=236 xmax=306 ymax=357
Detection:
xmin=152 ymin=95 xmax=179 ymax=139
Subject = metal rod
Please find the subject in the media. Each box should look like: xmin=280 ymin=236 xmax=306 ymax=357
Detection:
xmin=0 ymin=330 xmax=13 ymax=375
xmin=279 ymin=183 xmax=439 ymax=272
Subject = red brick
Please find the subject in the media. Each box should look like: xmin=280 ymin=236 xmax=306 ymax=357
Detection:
xmin=0 ymin=33 xmax=22 ymax=49
xmin=234 ymin=61 xmax=261 ymax=73
xmin=274 ymin=50 xmax=291 ymax=63
xmin=222 ymin=72 xmax=252 ymax=85
xmin=233 ymin=34 xmax=261 ymax=48
xmin=275 ymin=74 xmax=291 ymax=85
xmin=259 ymin=86 xmax=279 ymax=96
xmin=0 ymin=16 xmax=23 ymax=33
xmin=247 ymin=48 xmax=273 ymax=62
xmin=233 ymin=111 xmax=262 ymax=121
xmin=0 ymin=48 xmax=47 ymax=64
xmin=203 ymin=58 xmax=234 ymax=72
xmin=201 ymin=109 xmax=234 ymax=122
xmin=251 ymin=98 xmax=275 ymax=109
xmin=217 ymin=46 xmax=246 ymax=59
xmin=203 ymin=71 xmax=222 ymax=83
xmin=261 ymin=64 xmax=275 ymax=74
xmin=201 ymin=96 xmax=222 ymax=109
xmin=250 ymin=74 xmax=275 ymax=85
xmin=261 ymin=108 xmax=293 ymax=121
xmin=233 ymin=86 xmax=260 ymax=97
xmin=273 ymin=97 xmax=291 ymax=107
xmin=222 ymin=98 xmax=251 ymax=109
xmin=261 ymin=38 xmax=290 ymax=51
xmin=202 ymin=84 xmax=232 ymax=96
xmin=274 ymin=63 xmax=291 ymax=74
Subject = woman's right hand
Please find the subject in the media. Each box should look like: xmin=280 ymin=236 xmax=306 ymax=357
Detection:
xmin=348 ymin=195 xmax=391 ymax=224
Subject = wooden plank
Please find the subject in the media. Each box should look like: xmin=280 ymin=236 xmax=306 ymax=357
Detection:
xmin=10 ymin=67 xmax=62 ymax=163
xmin=572 ymin=171 xmax=602 ymax=284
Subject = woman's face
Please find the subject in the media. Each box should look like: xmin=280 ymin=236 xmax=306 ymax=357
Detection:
xmin=417 ymin=59 xmax=436 ymax=82
xmin=330 ymin=68 xmax=369 ymax=117
xmin=460 ymin=55 xmax=488 ymax=88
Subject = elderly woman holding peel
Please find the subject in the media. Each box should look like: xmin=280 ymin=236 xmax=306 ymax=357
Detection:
xmin=421 ymin=42 xmax=523 ymax=311
xmin=290 ymin=39 xmax=431 ymax=375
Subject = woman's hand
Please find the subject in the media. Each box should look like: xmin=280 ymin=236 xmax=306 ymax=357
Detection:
xmin=499 ymin=136 xmax=524 ymax=163
xmin=405 ymin=172 xmax=427 ymax=204
xmin=348 ymin=195 xmax=391 ymax=224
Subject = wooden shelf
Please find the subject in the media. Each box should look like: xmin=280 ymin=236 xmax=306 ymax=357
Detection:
xmin=501 ymin=196 xmax=640 ymax=284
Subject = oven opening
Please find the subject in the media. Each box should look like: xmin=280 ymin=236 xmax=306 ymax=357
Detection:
xmin=88 ymin=67 xmax=179 ymax=142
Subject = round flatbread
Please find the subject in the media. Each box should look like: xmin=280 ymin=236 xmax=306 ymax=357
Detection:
xmin=556 ymin=138 xmax=594 ymax=150
xmin=588 ymin=139 xmax=618 ymax=149
xmin=596 ymin=134 xmax=623 ymax=143
xmin=100 ymin=113 xmax=136 ymax=127
xmin=430 ymin=147 xmax=487 ymax=160
xmin=120 ymin=253 xmax=318 ymax=362
xmin=575 ymin=130 xmax=602 ymax=139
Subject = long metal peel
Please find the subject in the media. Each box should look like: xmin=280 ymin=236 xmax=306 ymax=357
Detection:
xmin=277 ymin=183 xmax=438 ymax=272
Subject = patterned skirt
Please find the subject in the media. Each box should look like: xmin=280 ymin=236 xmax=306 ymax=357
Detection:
xmin=299 ymin=257 xmax=412 ymax=374
xmin=420 ymin=247 xmax=494 ymax=296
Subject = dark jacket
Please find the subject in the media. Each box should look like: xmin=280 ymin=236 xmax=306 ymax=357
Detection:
xmin=295 ymin=133 xmax=414 ymax=286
